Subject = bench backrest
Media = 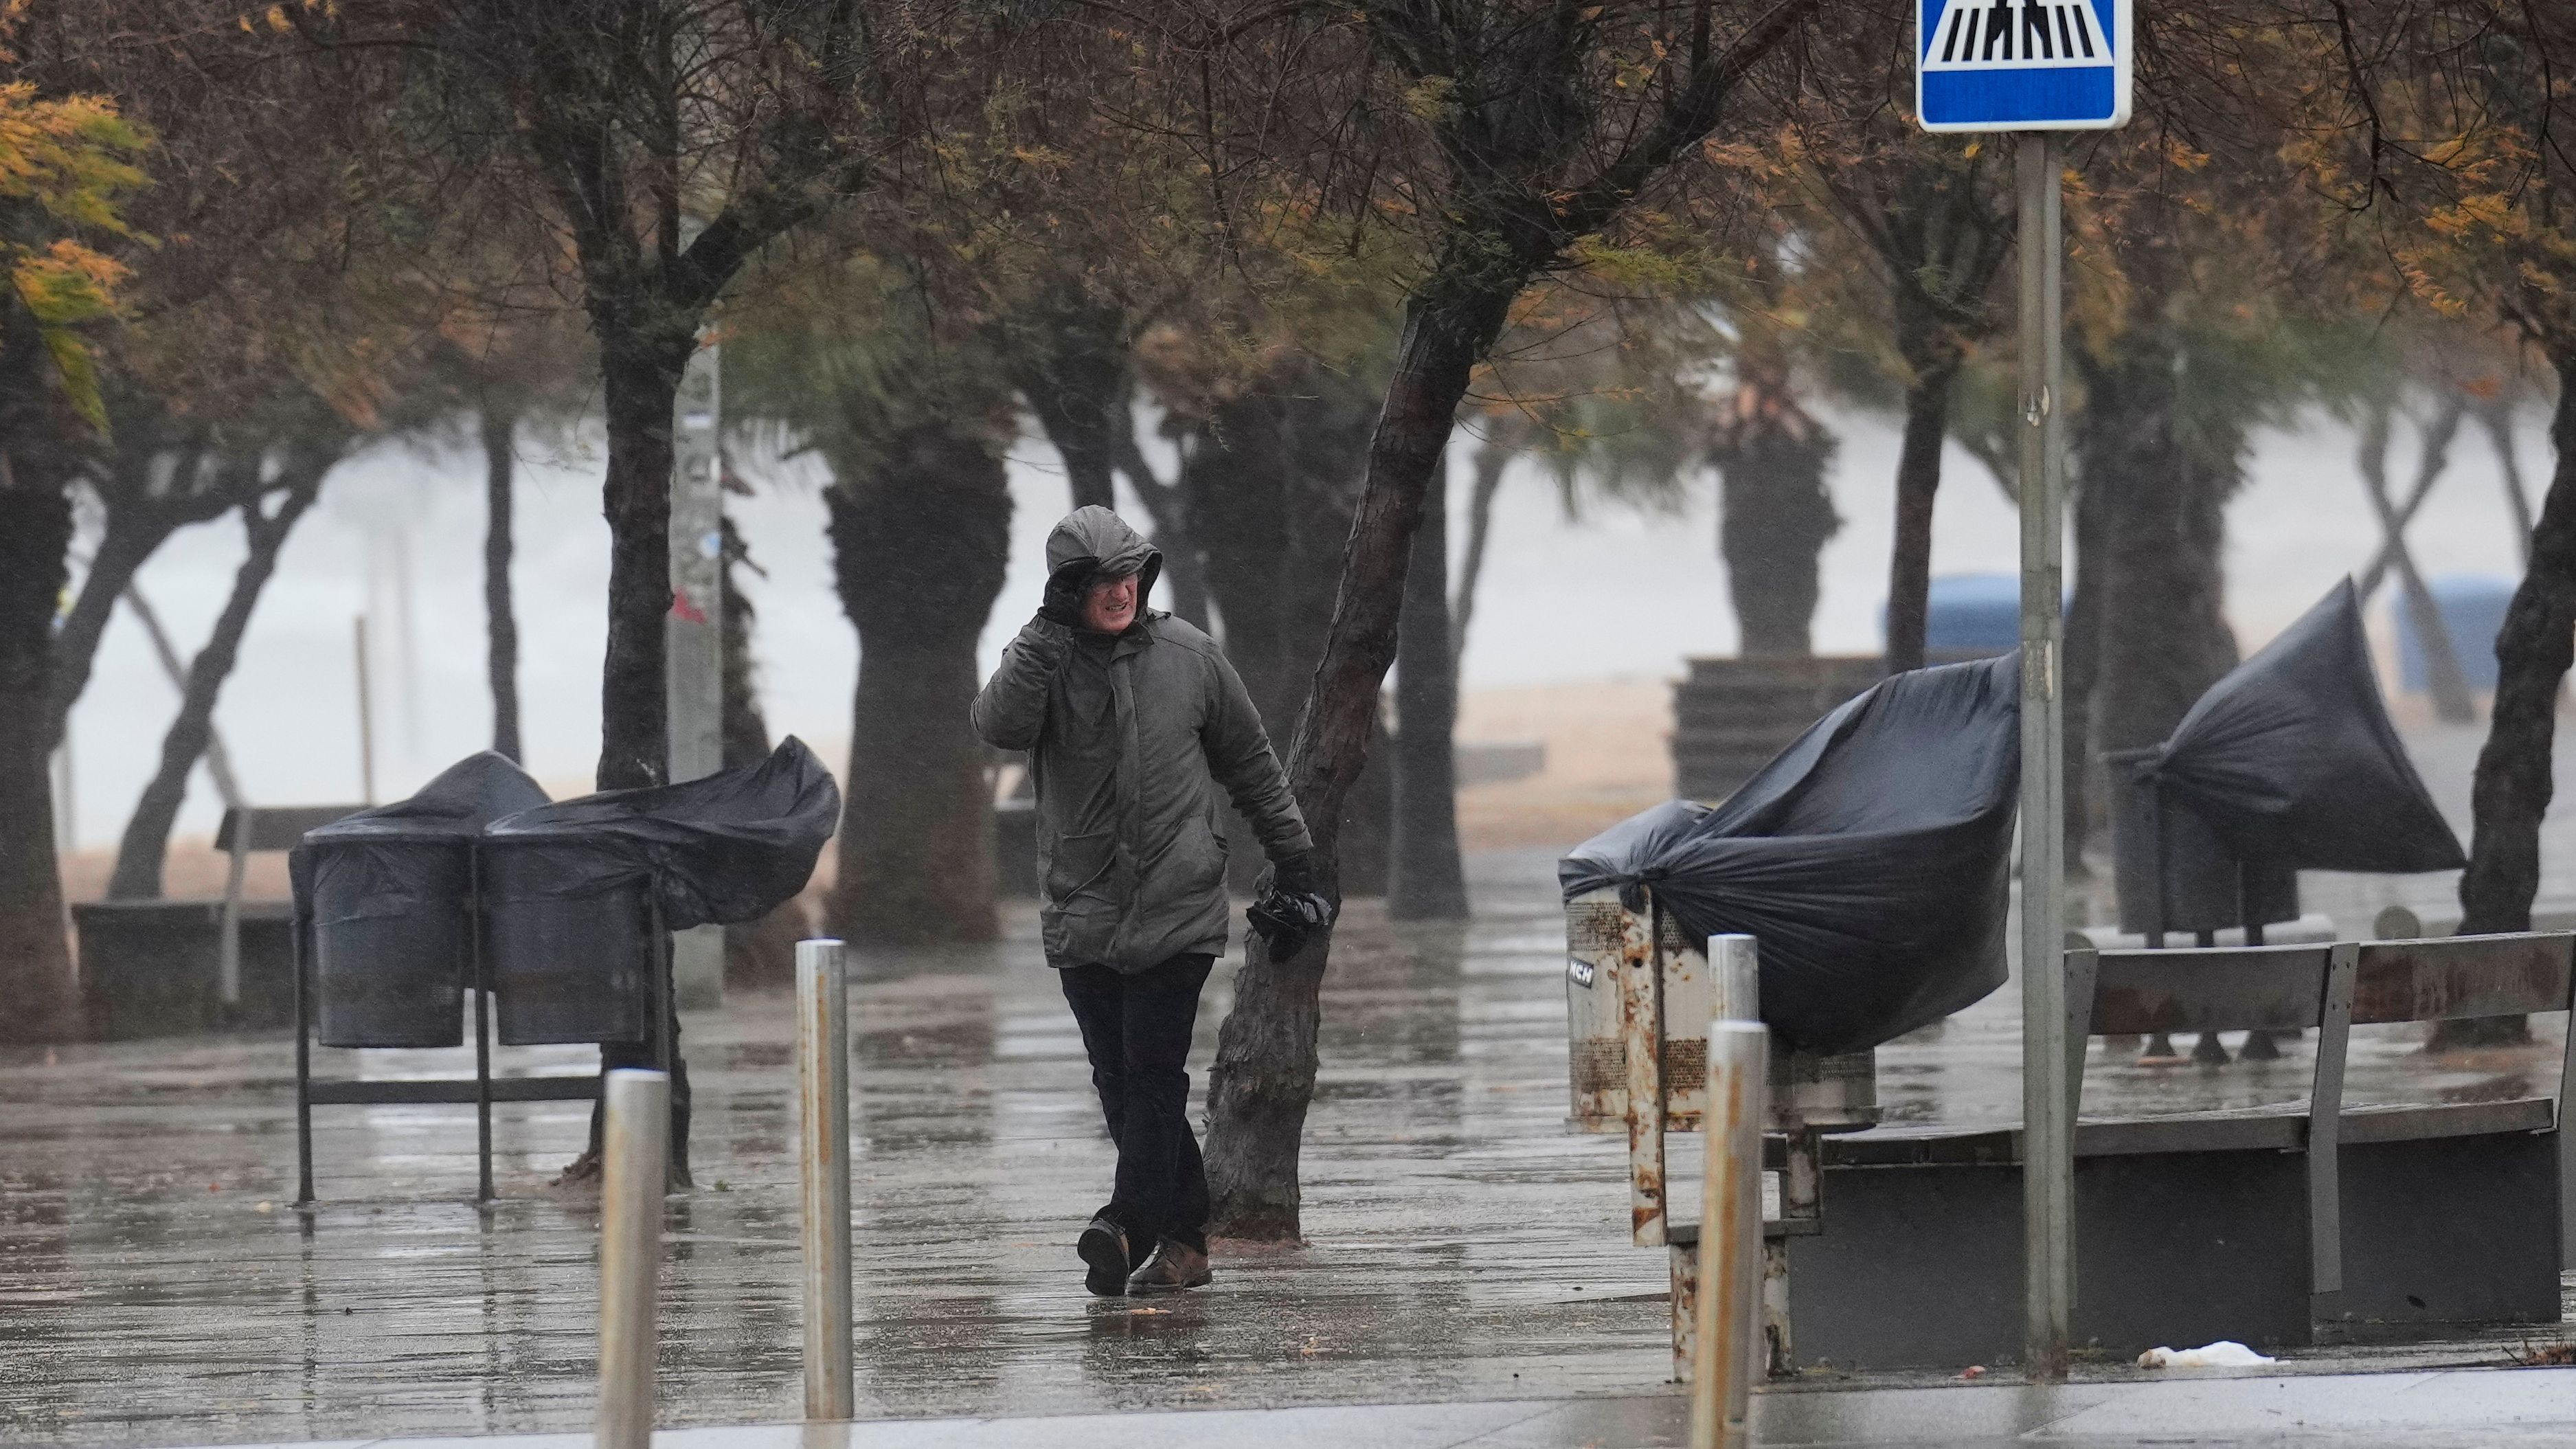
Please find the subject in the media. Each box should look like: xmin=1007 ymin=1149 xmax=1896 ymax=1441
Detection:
xmin=2353 ymin=932 xmax=2576 ymax=1024
xmin=2081 ymin=942 xmax=2336 ymax=1036
xmin=216 ymin=805 xmax=368 ymax=854
xmin=2070 ymin=931 xmax=2576 ymax=1291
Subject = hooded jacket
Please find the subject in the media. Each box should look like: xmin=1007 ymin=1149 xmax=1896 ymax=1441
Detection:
xmin=972 ymin=506 xmax=1312 ymax=971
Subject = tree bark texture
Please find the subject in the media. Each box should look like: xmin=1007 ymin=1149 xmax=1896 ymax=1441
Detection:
xmin=1710 ymin=337 xmax=1840 ymax=657
xmin=1204 ymin=279 xmax=1519 ymax=1240
xmin=106 ymin=469 xmax=328 ymax=901
xmin=2460 ymin=355 xmax=2576 ymax=938
xmin=1882 ymin=364 xmax=1957 ymax=674
xmin=1177 ymin=355 xmax=1392 ymax=895
xmin=1450 ymin=431 xmax=1513 ymax=662
xmin=0 ymin=477 xmax=80 ymax=1042
xmin=595 ymin=341 xmax=691 ymax=790
xmin=824 ymin=422 xmax=1012 ymax=946
xmin=2075 ymin=327 xmax=2240 ymax=765
xmin=1390 ymin=463 xmax=1468 ymax=920
xmin=482 ymin=401 xmax=523 ymax=762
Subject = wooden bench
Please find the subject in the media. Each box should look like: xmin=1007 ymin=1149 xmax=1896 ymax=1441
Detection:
xmin=1762 ymin=933 xmax=2573 ymax=1369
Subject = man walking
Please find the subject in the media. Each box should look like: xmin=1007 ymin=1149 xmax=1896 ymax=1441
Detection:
xmin=973 ymin=506 xmax=1324 ymax=1296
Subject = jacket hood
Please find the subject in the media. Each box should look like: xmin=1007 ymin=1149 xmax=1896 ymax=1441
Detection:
xmin=1047 ymin=505 xmax=1162 ymax=606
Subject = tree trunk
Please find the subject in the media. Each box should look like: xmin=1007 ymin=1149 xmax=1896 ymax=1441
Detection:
xmin=482 ymin=401 xmax=523 ymax=762
xmin=2479 ymin=396 xmax=2535 ymax=563
xmin=1450 ymin=433 xmax=1513 ymax=662
xmin=824 ymin=421 xmax=1012 ymax=946
xmin=2356 ymin=395 xmax=2477 ymax=724
xmin=2077 ymin=327 xmax=2239 ymax=766
xmin=2448 ymin=350 xmax=2576 ymax=1044
xmin=1204 ymin=276 xmax=1521 ymax=1240
xmin=595 ymin=339 xmax=692 ymax=791
xmin=47 ymin=517 xmax=170 ymax=752
xmin=0 ymin=471 xmax=80 ymax=1042
xmin=106 ymin=472 xmax=328 ymax=900
xmin=1390 ymin=460 xmax=1468 ymax=920
xmin=1711 ymin=337 xmax=1840 ymax=657
xmin=1883 ymin=363 xmax=1956 ymax=674
xmin=1013 ymin=295 xmax=1125 ymax=513
xmin=1114 ymin=431 xmax=1212 ymax=631
xmin=1179 ymin=355 xmax=1391 ymax=896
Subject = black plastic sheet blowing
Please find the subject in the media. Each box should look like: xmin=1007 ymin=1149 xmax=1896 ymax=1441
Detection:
xmin=2140 ymin=581 xmax=2465 ymax=875
xmin=1561 ymin=654 xmax=2020 ymax=1056
xmin=289 ymin=752 xmax=552 ymax=1048
xmin=480 ymin=736 xmax=841 ymax=930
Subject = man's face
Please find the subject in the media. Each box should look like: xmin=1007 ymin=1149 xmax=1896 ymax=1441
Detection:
xmin=1081 ymin=570 xmax=1140 ymax=633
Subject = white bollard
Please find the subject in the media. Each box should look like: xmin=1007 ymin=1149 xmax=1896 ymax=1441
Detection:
xmin=1691 ymin=1020 xmax=1767 ymax=1449
xmin=597 ymin=1069 xmax=670 ymax=1449
xmin=798 ymin=939 xmax=855 ymax=1420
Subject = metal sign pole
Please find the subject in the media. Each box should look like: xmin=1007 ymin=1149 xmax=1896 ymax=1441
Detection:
xmin=2016 ymin=130 xmax=2072 ymax=1381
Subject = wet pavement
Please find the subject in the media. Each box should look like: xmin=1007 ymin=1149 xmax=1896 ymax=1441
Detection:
xmin=2 ymin=846 xmax=2569 ymax=1448
xmin=109 ymin=1363 xmax=2576 ymax=1447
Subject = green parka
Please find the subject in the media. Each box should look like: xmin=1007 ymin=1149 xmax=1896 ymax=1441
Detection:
xmin=971 ymin=507 xmax=1312 ymax=971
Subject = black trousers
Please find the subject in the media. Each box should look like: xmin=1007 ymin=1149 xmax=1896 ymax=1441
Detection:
xmin=1059 ymin=953 xmax=1214 ymax=1252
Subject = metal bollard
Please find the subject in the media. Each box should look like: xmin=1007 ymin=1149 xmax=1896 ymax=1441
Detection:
xmin=1708 ymin=934 xmax=1759 ymax=1024
xmin=1706 ymin=934 xmax=1774 ymax=1382
xmin=596 ymin=1069 xmax=670 ymax=1449
xmin=1691 ymin=1021 xmax=1767 ymax=1449
xmin=798 ymin=939 xmax=855 ymax=1420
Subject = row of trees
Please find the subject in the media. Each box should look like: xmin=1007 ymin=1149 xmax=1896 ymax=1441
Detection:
xmin=5 ymin=1 xmax=2575 ymax=1235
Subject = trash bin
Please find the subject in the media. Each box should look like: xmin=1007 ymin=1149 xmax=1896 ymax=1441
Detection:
xmin=478 ymin=737 xmax=841 ymax=1045
xmin=2108 ymin=582 xmax=2464 ymax=936
xmin=478 ymin=835 xmax=659 ymax=1046
xmin=1565 ymin=654 xmax=2021 ymax=1057
xmin=291 ymin=753 xmax=550 ymax=1048
xmin=2397 ymin=574 xmax=2512 ymax=693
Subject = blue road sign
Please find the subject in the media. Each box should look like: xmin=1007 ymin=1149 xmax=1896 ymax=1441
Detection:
xmin=1917 ymin=0 xmax=2132 ymax=132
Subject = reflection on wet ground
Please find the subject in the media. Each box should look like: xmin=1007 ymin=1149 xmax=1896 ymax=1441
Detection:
xmin=0 ymin=848 xmax=2566 ymax=1448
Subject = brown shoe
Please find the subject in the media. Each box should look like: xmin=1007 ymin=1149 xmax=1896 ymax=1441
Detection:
xmin=1125 ymin=1239 xmax=1212 ymax=1294
xmin=550 ymin=1149 xmax=603 ymax=1189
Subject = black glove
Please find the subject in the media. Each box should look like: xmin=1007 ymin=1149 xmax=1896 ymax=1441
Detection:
xmin=1040 ymin=557 xmax=1096 ymax=628
xmin=1269 ymin=850 xmax=1318 ymax=897
xmin=1250 ymin=852 xmax=1334 ymax=958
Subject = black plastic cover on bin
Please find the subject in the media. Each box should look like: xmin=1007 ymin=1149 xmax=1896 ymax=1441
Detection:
xmin=2125 ymin=581 xmax=2465 ymax=881
xmin=289 ymin=752 xmax=550 ymax=1048
xmin=479 ymin=737 xmax=840 ymax=1046
xmin=1561 ymin=655 xmax=2020 ymax=1057
xmin=479 ymin=837 xmax=658 ymax=1046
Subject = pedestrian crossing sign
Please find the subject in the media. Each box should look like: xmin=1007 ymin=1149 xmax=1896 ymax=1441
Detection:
xmin=1917 ymin=0 xmax=2132 ymax=132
